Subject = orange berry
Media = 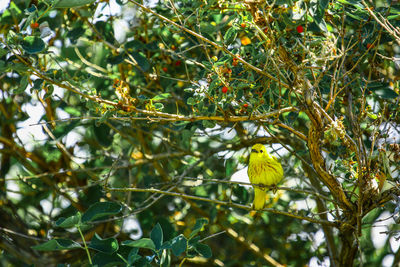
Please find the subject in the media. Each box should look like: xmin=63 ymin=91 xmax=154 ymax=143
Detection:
xmin=31 ymin=22 xmax=39 ymax=29
xmin=162 ymin=67 xmax=168 ymax=72
xmin=241 ymin=36 xmax=251 ymax=45
xmin=366 ymin=43 xmax=374 ymax=49
xmin=243 ymin=103 xmax=249 ymax=108
xmin=241 ymin=23 xmax=246 ymax=28
xmin=232 ymin=58 xmax=238 ymax=66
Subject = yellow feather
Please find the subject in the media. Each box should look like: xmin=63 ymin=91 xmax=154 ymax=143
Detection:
xmin=247 ymin=143 xmax=284 ymax=210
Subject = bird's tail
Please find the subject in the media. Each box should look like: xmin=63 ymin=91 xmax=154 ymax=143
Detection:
xmin=253 ymin=188 xmax=266 ymax=210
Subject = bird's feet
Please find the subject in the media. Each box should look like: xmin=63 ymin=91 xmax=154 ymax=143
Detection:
xmin=255 ymin=183 xmax=267 ymax=190
xmin=269 ymin=184 xmax=278 ymax=194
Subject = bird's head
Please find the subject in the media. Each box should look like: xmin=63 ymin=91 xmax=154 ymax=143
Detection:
xmin=250 ymin=143 xmax=268 ymax=160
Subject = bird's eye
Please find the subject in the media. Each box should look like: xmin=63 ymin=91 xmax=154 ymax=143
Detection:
xmin=259 ymin=150 xmax=263 ymax=153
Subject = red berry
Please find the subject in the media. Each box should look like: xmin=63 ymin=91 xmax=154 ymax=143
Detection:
xmin=366 ymin=43 xmax=373 ymax=49
xmin=241 ymin=23 xmax=246 ymax=28
xmin=31 ymin=22 xmax=39 ymax=29
xmin=296 ymin=25 xmax=304 ymax=33
xmin=263 ymin=27 xmax=268 ymax=33
xmin=243 ymin=103 xmax=249 ymax=108
xmin=162 ymin=67 xmax=168 ymax=72
xmin=221 ymin=86 xmax=228 ymax=93
xmin=175 ymin=60 xmax=181 ymax=66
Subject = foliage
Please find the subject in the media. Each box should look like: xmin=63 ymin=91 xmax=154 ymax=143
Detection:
xmin=0 ymin=0 xmax=400 ymax=266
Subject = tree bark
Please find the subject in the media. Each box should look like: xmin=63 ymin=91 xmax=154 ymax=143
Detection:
xmin=338 ymin=229 xmax=358 ymax=267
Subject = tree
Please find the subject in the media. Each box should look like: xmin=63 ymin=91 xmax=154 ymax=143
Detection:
xmin=0 ymin=0 xmax=399 ymax=266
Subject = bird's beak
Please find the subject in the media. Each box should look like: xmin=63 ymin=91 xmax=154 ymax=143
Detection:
xmin=251 ymin=149 xmax=258 ymax=153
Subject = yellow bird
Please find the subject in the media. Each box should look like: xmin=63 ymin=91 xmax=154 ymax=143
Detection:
xmin=247 ymin=143 xmax=284 ymax=210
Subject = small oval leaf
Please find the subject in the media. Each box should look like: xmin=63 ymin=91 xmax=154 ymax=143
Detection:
xmin=32 ymin=239 xmax=82 ymax=251
xmin=81 ymin=202 xmax=122 ymax=223
xmin=21 ymin=36 xmax=45 ymax=54
xmin=194 ymin=243 xmax=212 ymax=258
xmin=152 ymin=93 xmax=171 ymax=101
xmin=224 ymin=27 xmax=237 ymax=45
xmin=171 ymin=234 xmax=187 ymax=256
xmin=55 ymin=212 xmax=81 ymax=228
xmin=122 ymin=238 xmax=156 ymax=251
xmin=189 ymin=218 xmax=208 ymax=238
xmin=373 ymin=88 xmax=399 ymax=99
xmin=131 ymin=52 xmax=150 ymax=71
xmin=88 ymin=233 xmax=119 ymax=254
xmin=150 ymin=223 xmax=163 ymax=250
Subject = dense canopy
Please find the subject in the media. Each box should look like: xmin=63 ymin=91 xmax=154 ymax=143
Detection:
xmin=0 ymin=0 xmax=399 ymax=266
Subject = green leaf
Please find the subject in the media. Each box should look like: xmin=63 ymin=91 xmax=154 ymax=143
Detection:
xmin=131 ymin=52 xmax=150 ymax=72
xmin=315 ymin=17 xmax=328 ymax=32
xmin=64 ymin=107 xmax=81 ymax=116
xmin=55 ymin=212 xmax=81 ymax=228
xmin=171 ymin=235 xmax=187 ymax=256
xmin=66 ymin=25 xmax=86 ymax=44
xmin=202 ymin=120 xmax=216 ymax=129
xmin=337 ymin=0 xmax=363 ymax=8
xmin=207 ymin=103 xmax=216 ymax=114
xmin=188 ymin=236 xmax=200 ymax=246
xmin=107 ymin=53 xmax=124 ymax=65
xmin=92 ymin=251 xmax=125 ymax=267
xmin=32 ymin=79 xmax=44 ymax=90
xmin=21 ymin=36 xmax=45 ymax=54
xmin=43 ymin=85 xmax=54 ymax=99
xmin=225 ymin=158 xmax=236 ymax=177
xmin=127 ymin=248 xmax=141 ymax=265
xmin=54 ymin=0 xmax=96 ymax=8
xmin=153 ymin=102 xmax=164 ymax=110
xmin=319 ymin=0 xmax=329 ymax=9
xmin=126 ymin=40 xmax=145 ymax=50
xmin=93 ymin=123 xmax=113 ymax=147
xmin=88 ymin=233 xmax=119 ymax=254
xmin=0 ymin=60 xmax=5 ymax=71
xmin=123 ymin=238 xmax=156 ymax=251
xmin=189 ymin=218 xmax=208 ymax=239
xmin=150 ymin=223 xmax=163 ymax=250
xmin=160 ymin=240 xmax=172 ymax=250
xmin=81 ymin=201 xmax=122 ymax=223
xmin=224 ymin=27 xmax=237 ymax=45
xmin=32 ymin=239 xmax=82 ymax=251
xmin=0 ymin=47 xmax=8 ymax=58
xmin=152 ymin=93 xmax=171 ymax=101
xmin=187 ymin=97 xmax=196 ymax=105
xmin=7 ymin=62 xmax=29 ymax=73
xmin=194 ymin=243 xmax=212 ymax=258
xmin=14 ymin=75 xmax=29 ymax=94
xmin=373 ymin=88 xmax=399 ymax=99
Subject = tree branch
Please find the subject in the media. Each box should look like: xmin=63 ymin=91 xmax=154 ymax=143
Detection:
xmin=107 ymin=187 xmax=337 ymax=226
